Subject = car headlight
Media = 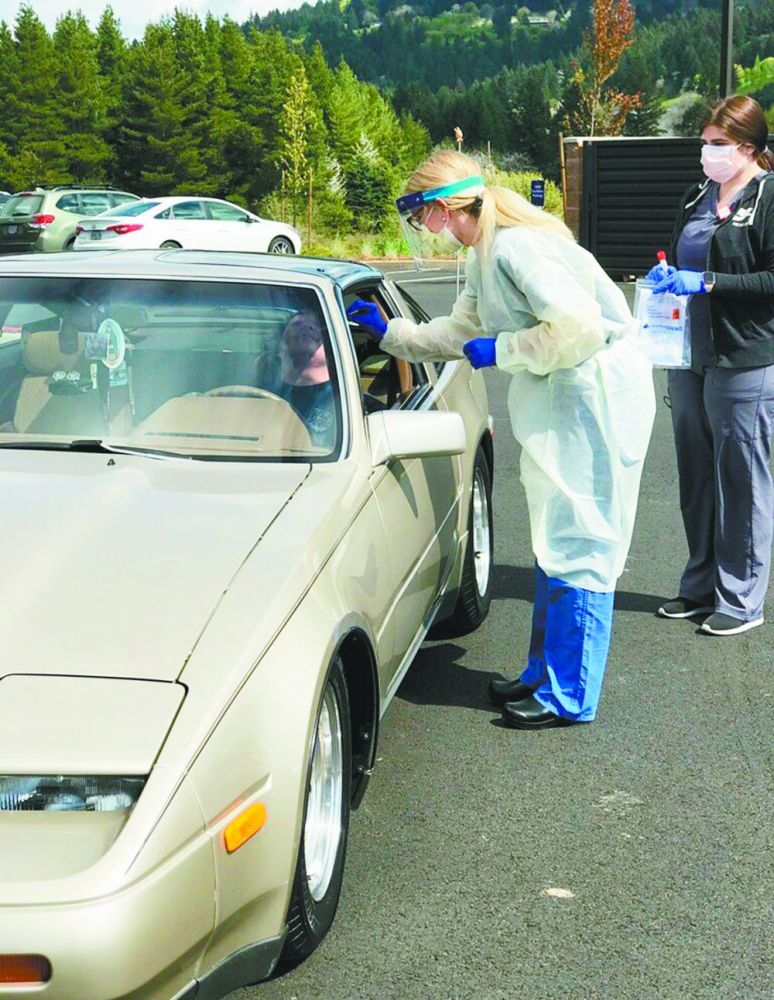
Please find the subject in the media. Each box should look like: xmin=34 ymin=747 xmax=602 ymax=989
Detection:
xmin=0 ymin=775 xmax=145 ymax=812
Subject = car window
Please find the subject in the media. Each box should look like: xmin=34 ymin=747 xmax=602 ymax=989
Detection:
xmin=79 ymin=193 xmax=112 ymax=216
xmin=343 ymin=285 xmax=426 ymax=413
xmin=109 ymin=193 xmax=139 ymax=209
xmin=118 ymin=201 xmax=160 ymax=218
xmin=172 ymin=201 xmax=207 ymax=220
xmin=55 ymin=193 xmax=81 ymax=213
xmin=389 ymin=282 xmax=445 ymax=377
xmin=206 ymin=202 xmax=250 ymax=222
xmin=1 ymin=194 xmax=44 ymax=218
xmin=0 ymin=277 xmax=342 ymax=461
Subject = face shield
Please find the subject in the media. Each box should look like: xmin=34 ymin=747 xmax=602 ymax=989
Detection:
xmin=396 ymin=174 xmax=485 ymax=271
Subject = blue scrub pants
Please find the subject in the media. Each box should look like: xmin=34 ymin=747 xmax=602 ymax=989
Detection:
xmin=518 ymin=565 xmax=614 ymax=722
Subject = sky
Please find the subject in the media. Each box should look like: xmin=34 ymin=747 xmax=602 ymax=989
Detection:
xmin=3 ymin=1 xmax=310 ymax=39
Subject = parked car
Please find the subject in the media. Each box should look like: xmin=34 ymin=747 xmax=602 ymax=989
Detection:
xmin=0 ymin=249 xmax=493 ymax=999
xmin=0 ymin=186 xmax=140 ymax=255
xmin=0 ymin=191 xmax=10 ymax=209
xmin=73 ymin=196 xmax=301 ymax=254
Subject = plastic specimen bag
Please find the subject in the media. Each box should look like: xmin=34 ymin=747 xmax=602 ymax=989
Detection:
xmin=632 ymin=278 xmax=691 ymax=369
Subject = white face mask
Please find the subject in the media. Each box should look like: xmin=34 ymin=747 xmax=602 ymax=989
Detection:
xmin=701 ymin=143 xmax=748 ymax=184
xmin=437 ymin=223 xmax=464 ymax=251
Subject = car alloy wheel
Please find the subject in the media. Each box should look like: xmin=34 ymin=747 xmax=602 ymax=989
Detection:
xmin=304 ymin=682 xmax=344 ymax=901
xmin=471 ymin=464 xmax=492 ymax=597
xmin=282 ymin=658 xmax=351 ymax=962
xmin=268 ymin=236 xmax=295 ymax=254
xmin=429 ymin=443 xmax=493 ymax=637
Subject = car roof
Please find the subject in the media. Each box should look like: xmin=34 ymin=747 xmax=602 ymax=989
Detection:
xmin=131 ymin=196 xmax=246 ymax=206
xmin=0 ymin=248 xmax=384 ymax=286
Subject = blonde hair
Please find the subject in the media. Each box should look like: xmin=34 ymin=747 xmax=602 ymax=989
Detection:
xmin=405 ymin=150 xmax=573 ymax=257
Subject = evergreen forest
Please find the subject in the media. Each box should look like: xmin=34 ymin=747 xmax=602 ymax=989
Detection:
xmin=0 ymin=1 xmax=771 ymax=255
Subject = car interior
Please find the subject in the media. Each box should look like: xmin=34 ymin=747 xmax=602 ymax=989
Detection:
xmin=0 ymin=277 xmax=432 ymax=459
xmin=342 ymin=284 xmax=427 ymax=413
xmin=0 ymin=281 xmax=342 ymax=458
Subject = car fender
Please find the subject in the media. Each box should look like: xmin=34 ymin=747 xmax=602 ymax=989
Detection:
xmin=184 ymin=596 xmax=377 ymax=976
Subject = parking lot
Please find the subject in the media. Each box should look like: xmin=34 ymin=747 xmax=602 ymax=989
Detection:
xmin=234 ymin=269 xmax=773 ymax=1000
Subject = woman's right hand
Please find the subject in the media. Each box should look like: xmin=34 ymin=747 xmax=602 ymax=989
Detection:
xmin=346 ymin=299 xmax=387 ymax=341
xmin=645 ymin=263 xmax=676 ymax=283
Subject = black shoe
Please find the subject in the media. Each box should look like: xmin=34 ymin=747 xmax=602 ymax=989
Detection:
xmin=657 ymin=596 xmax=714 ymax=619
xmin=488 ymin=677 xmax=535 ymax=707
xmin=699 ymin=612 xmax=764 ymax=636
xmin=501 ymin=694 xmax=576 ymax=730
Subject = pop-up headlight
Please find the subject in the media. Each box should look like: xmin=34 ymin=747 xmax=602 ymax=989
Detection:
xmin=0 ymin=775 xmax=145 ymax=812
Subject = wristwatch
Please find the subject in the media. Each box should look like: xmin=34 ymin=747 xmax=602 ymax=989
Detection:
xmin=702 ymin=271 xmax=716 ymax=293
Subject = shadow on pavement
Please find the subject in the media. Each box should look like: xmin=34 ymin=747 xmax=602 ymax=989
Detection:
xmin=396 ymin=641 xmax=500 ymax=712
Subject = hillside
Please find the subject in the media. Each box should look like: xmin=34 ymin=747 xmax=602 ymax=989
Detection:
xmin=250 ymin=0 xmax=730 ymax=90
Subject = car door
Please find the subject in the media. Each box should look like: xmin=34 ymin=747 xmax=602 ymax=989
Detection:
xmin=203 ymin=201 xmax=255 ymax=251
xmin=342 ymin=279 xmax=461 ymax=696
xmin=169 ymin=200 xmax=210 ymax=248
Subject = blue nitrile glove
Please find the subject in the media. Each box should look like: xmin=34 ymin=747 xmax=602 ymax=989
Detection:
xmin=346 ymin=298 xmax=387 ymax=340
xmin=645 ymin=263 xmax=676 ymax=283
xmin=463 ymin=337 xmax=497 ymax=369
xmin=652 ymin=269 xmax=706 ymax=295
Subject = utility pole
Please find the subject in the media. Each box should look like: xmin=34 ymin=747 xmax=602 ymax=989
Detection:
xmin=719 ymin=0 xmax=735 ymax=98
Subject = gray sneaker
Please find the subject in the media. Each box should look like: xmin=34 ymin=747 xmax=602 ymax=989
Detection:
xmin=657 ymin=597 xmax=714 ymax=619
xmin=699 ymin=613 xmax=764 ymax=636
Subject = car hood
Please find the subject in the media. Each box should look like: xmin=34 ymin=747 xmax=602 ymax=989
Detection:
xmin=0 ymin=452 xmax=310 ymax=682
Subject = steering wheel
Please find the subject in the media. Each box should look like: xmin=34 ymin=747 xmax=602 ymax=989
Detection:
xmin=203 ymin=385 xmax=286 ymax=402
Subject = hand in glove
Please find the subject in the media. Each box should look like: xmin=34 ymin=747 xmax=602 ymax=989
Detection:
xmin=645 ymin=263 xmax=676 ymax=283
xmin=346 ymin=299 xmax=387 ymax=340
xmin=652 ymin=270 xmax=706 ymax=295
xmin=463 ymin=337 xmax=497 ymax=369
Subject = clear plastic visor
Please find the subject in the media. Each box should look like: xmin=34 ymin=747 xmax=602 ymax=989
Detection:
xmin=396 ymin=175 xmax=484 ymax=270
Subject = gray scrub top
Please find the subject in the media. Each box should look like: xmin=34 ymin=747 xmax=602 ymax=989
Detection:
xmin=676 ymin=175 xmax=764 ymax=372
xmin=676 ymin=183 xmax=723 ymax=372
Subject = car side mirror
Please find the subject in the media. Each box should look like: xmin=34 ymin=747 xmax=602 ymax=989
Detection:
xmin=366 ymin=410 xmax=466 ymax=466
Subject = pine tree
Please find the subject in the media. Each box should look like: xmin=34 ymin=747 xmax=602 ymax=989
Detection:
xmin=5 ymin=6 xmax=59 ymax=159
xmin=117 ymin=24 xmax=206 ymax=194
xmin=52 ymin=12 xmax=112 ymax=182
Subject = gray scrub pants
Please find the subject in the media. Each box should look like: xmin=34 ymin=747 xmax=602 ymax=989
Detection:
xmin=668 ymin=364 xmax=774 ymax=621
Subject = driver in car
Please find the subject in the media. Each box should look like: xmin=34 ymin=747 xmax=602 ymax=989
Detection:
xmin=275 ymin=312 xmax=336 ymax=449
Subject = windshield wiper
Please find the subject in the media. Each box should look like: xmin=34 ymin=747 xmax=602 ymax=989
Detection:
xmin=0 ymin=438 xmax=186 ymax=460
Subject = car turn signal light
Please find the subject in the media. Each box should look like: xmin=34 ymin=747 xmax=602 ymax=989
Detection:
xmin=0 ymin=955 xmax=52 ymax=984
xmin=223 ymin=802 xmax=267 ymax=853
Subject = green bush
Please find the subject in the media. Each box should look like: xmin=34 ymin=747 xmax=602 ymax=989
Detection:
xmin=482 ymin=166 xmax=564 ymax=219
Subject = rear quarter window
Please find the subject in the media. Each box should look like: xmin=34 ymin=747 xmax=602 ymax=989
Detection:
xmin=2 ymin=195 xmax=44 ymax=217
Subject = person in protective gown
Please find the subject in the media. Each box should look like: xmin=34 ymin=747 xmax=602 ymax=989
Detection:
xmin=348 ymin=151 xmax=656 ymax=729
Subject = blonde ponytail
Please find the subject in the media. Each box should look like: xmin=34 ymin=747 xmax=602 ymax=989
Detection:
xmin=476 ymin=185 xmax=573 ymax=258
xmin=404 ymin=149 xmax=573 ymax=259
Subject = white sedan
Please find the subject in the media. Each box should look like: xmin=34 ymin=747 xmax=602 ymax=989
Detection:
xmin=73 ymin=196 xmax=301 ymax=254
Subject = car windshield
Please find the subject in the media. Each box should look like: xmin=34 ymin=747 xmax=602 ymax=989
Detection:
xmin=0 ymin=277 xmax=342 ymax=461
xmin=106 ymin=201 xmax=160 ymax=218
xmin=0 ymin=194 xmax=44 ymax=218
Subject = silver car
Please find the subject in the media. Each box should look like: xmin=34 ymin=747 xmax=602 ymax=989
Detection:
xmin=0 ymin=250 xmax=493 ymax=998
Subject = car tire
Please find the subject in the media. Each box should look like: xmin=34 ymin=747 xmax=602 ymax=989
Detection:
xmin=432 ymin=444 xmax=493 ymax=637
xmin=160 ymin=240 xmax=182 ymax=249
xmin=268 ymin=236 xmax=295 ymax=254
xmin=282 ymin=657 xmax=351 ymax=963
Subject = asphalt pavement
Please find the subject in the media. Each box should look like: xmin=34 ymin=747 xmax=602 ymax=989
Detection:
xmin=233 ymin=268 xmax=773 ymax=1000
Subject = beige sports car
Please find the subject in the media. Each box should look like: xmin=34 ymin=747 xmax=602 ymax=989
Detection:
xmin=0 ymin=250 xmax=493 ymax=999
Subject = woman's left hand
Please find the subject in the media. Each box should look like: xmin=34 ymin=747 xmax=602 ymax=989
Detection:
xmin=463 ymin=337 xmax=497 ymax=369
xmin=652 ymin=270 xmax=707 ymax=295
